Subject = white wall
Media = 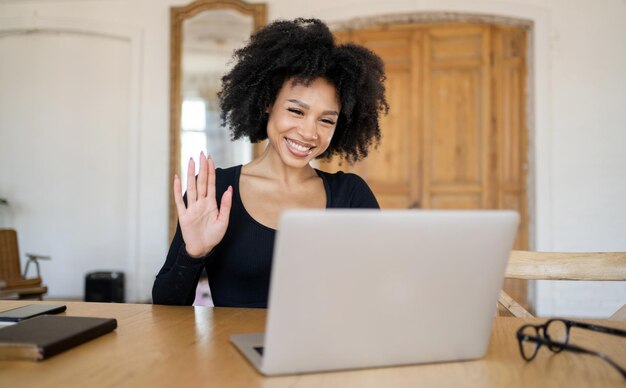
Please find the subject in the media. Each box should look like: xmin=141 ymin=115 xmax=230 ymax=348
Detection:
xmin=533 ymin=0 xmax=626 ymax=317
xmin=0 ymin=0 xmax=624 ymax=316
xmin=0 ymin=29 xmax=132 ymax=297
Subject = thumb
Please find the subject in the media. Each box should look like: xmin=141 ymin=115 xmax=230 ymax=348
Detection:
xmin=218 ymin=186 xmax=233 ymax=225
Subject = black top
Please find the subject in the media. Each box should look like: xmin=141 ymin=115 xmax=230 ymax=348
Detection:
xmin=152 ymin=165 xmax=379 ymax=308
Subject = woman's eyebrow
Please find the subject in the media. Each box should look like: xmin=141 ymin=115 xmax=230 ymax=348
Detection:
xmin=287 ymin=99 xmax=339 ymax=116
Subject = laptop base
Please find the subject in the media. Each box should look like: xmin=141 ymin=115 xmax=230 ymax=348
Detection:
xmin=231 ymin=333 xmax=265 ymax=372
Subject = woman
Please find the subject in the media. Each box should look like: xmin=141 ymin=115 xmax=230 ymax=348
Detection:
xmin=152 ymin=18 xmax=388 ymax=307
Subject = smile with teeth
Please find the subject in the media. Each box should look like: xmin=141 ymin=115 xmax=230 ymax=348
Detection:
xmin=284 ymin=138 xmax=315 ymax=155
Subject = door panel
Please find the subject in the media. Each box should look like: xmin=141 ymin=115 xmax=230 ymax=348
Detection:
xmin=423 ymin=26 xmax=492 ymax=210
xmin=428 ymin=69 xmax=483 ymax=185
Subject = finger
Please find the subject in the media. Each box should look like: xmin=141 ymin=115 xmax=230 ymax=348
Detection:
xmin=197 ymin=152 xmax=208 ymax=198
xmin=207 ymin=155 xmax=217 ymax=206
xmin=186 ymin=157 xmax=197 ymax=203
xmin=218 ymin=186 xmax=233 ymax=225
xmin=173 ymin=175 xmax=187 ymax=217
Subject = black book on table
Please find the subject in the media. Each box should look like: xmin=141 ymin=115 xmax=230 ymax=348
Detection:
xmin=0 ymin=315 xmax=117 ymax=361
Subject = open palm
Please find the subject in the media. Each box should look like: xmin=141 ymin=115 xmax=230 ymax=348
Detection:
xmin=173 ymin=152 xmax=233 ymax=258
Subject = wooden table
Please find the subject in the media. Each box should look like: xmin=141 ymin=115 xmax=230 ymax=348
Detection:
xmin=0 ymin=301 xmax=624 ymax=387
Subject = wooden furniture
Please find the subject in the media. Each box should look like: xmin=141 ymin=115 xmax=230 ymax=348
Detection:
xmin=499 ymin=250 xmax=626 ymax=317
xmin=610 ymin=304 xmax=626 ymax=322
xmin=0 ymin=301 xmax=624 ymax=387
xmin=0 ymin=229 xmax=48 ymax=300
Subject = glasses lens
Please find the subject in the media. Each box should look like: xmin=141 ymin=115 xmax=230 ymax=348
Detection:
xmin=519 ymin=325 xmax=540 ymax=360
xmin=546 ymin=320 xmax=568 ymax=351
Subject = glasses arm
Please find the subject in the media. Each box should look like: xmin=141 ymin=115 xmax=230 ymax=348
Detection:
xmin=559 ymin=341 xmax=626 ymax=379
xmin=567 ymin=320 xmax=626 ymax=338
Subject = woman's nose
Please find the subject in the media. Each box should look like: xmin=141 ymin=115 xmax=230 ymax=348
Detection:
xmin=298 ymin=118 xmax=318 ymax=140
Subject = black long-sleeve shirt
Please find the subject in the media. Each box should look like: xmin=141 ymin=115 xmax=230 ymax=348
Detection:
xmin=152 ymin=165 xmax=379 ymax=308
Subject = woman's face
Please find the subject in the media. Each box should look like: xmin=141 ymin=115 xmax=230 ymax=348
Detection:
xmin=266 ymin=77 xmax=340 ymax=168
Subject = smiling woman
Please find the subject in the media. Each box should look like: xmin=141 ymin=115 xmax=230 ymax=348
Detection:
xmin=153 ymin=18 xmax=388 ymax=308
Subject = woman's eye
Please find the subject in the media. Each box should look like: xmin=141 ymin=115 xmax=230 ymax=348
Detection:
xmin=321 ymin=118 xmax=336 ymax=125
xmin=287 ymin=108 xmax=304 ymax=115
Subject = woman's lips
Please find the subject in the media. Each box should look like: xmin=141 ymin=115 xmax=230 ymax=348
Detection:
xmin=284 ymin=137 xmax=314 ymax=156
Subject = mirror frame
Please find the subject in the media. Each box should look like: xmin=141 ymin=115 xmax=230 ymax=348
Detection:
xmin=169 ymin=0 xmax=267 ymax=238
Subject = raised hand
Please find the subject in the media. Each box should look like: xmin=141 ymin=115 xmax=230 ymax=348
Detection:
xmin=173 ymin=152 xmax=233 ymax=258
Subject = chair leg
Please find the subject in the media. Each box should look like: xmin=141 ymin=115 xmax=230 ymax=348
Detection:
xmin=498 ymin=290 xmax=534 ymax=318
xmin=35 ymin=260 xmax=41 ymax=278
xmin=23 ymin=257 xmax=43 ymax=278
xmin=23 ymin=259 xmax=31 ymax=278
xmin=608 ymin=304 xmax=626 ymax=321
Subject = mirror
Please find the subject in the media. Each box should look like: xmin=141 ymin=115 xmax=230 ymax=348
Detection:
xmin=169 ymin=0 xmax=267 ymax=237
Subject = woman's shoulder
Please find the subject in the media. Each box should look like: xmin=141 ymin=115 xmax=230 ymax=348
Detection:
xmin=316 ymin=169 xmax=379 ymax=208
xmin=215 ymin=164 xmax=242 ymax=189
xmin=317 ymin=169 xmax=367 ymax=187
xmin=216 ymin=164 xmax=241 ymax=177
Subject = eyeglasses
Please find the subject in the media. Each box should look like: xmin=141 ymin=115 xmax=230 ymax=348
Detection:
xmin=516 ymin=318 xmax=626 ymax=379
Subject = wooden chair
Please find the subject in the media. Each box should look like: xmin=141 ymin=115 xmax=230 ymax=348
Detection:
xmin=0 ymin=229 xmax=49 ymax=300
xmin=498 ymin=250 xmax=626 ymax=319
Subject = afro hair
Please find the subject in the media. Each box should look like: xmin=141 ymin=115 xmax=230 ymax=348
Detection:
xmin=218 ymin=18 xmax=389 ymax=163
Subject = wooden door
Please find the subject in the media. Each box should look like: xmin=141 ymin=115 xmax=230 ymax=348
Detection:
xmin=322 ymin=23 xmax=530 ymax=309
xmin=422 ymin=25 xmax=492 ymax=211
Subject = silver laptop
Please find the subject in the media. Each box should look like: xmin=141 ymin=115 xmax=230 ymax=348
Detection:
xmin=231 ymin=209 xmax=519 ymax=375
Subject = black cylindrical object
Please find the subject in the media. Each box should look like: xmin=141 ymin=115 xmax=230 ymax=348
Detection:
xmin=84 ymin=271 xmax=125 ymax=303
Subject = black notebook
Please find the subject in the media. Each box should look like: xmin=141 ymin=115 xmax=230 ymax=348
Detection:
xmin=0 ymin=315 xmax=117 ymax=361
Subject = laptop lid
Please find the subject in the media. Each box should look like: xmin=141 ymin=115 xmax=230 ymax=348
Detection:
xmin=250 ymin=209 xmax=518 ymax=375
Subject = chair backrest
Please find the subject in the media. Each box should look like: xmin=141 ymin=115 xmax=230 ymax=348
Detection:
xmin=0 ymin=229 xmax=22 ymax=282
xmin=506 ymin=251 xmax=626 ymax=281
xmin=499 ymin=250 xmax=626 ymax=317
